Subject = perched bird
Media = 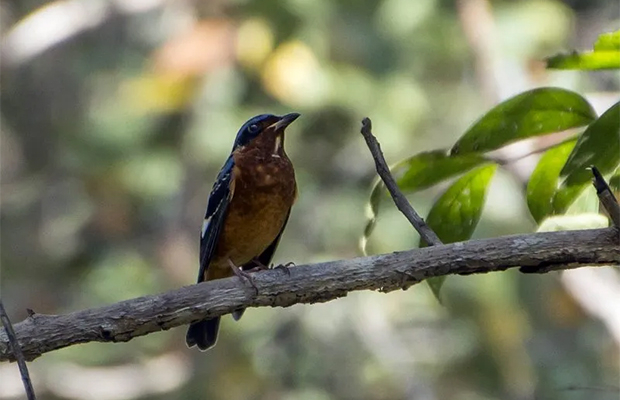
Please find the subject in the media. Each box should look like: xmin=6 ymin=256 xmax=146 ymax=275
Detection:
xmin=186 ymin=113 xmax=300 ymax=351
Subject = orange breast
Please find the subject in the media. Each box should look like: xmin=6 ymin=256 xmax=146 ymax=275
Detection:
xmin=207 ymin=151 xmax=296 ymax=279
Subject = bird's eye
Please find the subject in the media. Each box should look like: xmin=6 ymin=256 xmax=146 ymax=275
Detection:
xmin=248 ymin=124 xmax=260 ymax=134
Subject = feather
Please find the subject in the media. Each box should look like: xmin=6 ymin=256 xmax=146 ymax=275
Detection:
xmin=196 ymin=155 xmax=235 ymax=283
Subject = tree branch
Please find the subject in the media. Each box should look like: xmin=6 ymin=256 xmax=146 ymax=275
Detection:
xmin=1 ymin=227 xmax=618 ymax=362
xmin=0 ymin=300 xmax=36 ymax=399
xmin=360 ymin=117 xmax=443 ymax=246
xmin=591 ymin=166 xmax=620 ymax=227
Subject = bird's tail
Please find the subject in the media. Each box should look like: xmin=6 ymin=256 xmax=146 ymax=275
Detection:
xmin=232 ymin=308 xmax=246 ymax=321
xmin=186 ymin=317 xmax=220 ymax=351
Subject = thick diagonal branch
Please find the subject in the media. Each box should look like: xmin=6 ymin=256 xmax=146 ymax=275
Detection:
xmin=1 ymin=227 xmax=618 ymax=362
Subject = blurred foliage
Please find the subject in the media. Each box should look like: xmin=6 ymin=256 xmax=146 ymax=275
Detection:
xmin=547 ymin=30 xmax=620 ymax=70
xmin=1 ymin=0 xmax=619 ymax=400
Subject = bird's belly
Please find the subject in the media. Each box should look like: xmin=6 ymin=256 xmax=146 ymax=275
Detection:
xmin=224 ymin=200 xmax=287 ymax=264
xmin=214 ymin=186 xmax=293 ymax=269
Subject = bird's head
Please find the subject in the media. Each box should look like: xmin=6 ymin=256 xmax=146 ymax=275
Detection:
xmin=232 ymin=113 xmax=300 ymax=153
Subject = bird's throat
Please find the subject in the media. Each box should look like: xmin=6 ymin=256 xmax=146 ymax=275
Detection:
xmin=272 ymin=133 xmax=283 ymax=158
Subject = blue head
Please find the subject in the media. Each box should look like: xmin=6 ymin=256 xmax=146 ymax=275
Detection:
xmin=232 ymin=113 xmax=300 ymax=151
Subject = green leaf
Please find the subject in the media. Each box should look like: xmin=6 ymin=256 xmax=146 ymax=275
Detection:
xmin=360 ymin=150 xmax=487 ymax=254
xmin=396 ymin=150 xmax=488 ymax=191
xmin=546 ymin=30 xmax=620 ymax=70
xmin=609 ymin=170 xmax=620 ymax=193
xmin=451 ymin=88 xmax=597 ymax=154
xmin=560 ymin=102 xmax=620 ymax=185
xmin=526 ymin=139 xmax=577 ymax=223
xmin=426 ymin=277 xmax=446 ymax=302
xmin=593 ymin=30 xmax=620 ymax=51
xmin=551 ymin=102 xmax=620 ymax=213
xmin=421 ymin=164 xmax=498 ymax=299
xmin=422 ymin=163 xmax=497 ymax=244
xmin=552 ymin=183 xmax=588 ymax=214
xmin=546 ymin=51 xmax=620 ymax=70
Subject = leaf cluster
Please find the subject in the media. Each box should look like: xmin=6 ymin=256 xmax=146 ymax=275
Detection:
xmin=363 ymin=31 xmax=620 ymax=297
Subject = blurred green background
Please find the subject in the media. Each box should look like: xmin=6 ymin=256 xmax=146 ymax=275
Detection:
xmin=1 ymin=0 xmax=619 ymax=399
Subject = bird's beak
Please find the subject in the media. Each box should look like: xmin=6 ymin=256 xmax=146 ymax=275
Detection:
xmin=269 ymin=113 xmax=300 ymax=131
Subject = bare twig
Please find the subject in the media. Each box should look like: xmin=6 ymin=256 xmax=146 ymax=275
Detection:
xmin=590 ymin=166 xmax=620 ymax=227
xmin=1 ymin=227 xmax=618 ymax=362
xmin=360 ymin=117 xmax=443 ymax=246
xmin=0 ymin=300 xmax=36 ymax=399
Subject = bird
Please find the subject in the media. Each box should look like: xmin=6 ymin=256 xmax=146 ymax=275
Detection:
xmin=186 ymin=112 xmax=300 ymax=351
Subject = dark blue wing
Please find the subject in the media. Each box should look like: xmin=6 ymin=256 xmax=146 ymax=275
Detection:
xmin=197 ymin=155 xmax=234 ymax=283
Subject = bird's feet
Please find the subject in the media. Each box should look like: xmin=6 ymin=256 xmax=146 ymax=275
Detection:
xmin=242 ymin=259 xmax=295 ymax=276
xmin=246 ymin=259 xmax=270 ymax=273
xmin=228 ymin=259 xmax=258 ymax=294
xmin=273 ymin=261 xmax=295 ymax=276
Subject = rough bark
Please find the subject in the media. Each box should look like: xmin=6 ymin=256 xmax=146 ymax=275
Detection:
xmin=1 ymin=227 xmax=618 ymax=362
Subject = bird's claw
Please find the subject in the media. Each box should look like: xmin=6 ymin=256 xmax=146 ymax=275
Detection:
xmin=246 ymin=259 xmax=270 ymax=273
xmin=273 ymin=261 xmax=295 ymax=276
xmin=228 ymin=260 xmax=259 ymax=294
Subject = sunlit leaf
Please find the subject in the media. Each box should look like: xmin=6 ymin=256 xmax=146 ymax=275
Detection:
xmin=560 ymin=102 xmax=620 ymax=185
xmin=593 ymin=30 xmax=620 ymax=51
xmin=451 ymin=88 xmax=597 ymax=154
xmin=361 ymin=150 xmax=487 ymax=254
xmin=397 ymin=150 xmax=487 ymax=191
xmin=545 ymin=51 xmax=620 ymax=70
xmin=421 ymin=164 xmax=497 ymax=245
xmin=551 ymin=104 xmax=620 ymax=214
xmin=421 ymin=164 xmax=498 ymax=299
xmin=546 ymin=30 xmax=620 ymax=70
xmin=526 ymin=139 xmax=577 ymax=223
